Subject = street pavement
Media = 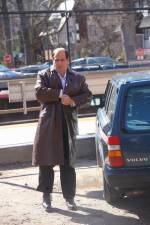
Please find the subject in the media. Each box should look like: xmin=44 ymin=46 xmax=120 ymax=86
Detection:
xmin=0 ymin=117 xmax=96 ymax=147
xmin=1 ymin=159 xmax=150 ymax=225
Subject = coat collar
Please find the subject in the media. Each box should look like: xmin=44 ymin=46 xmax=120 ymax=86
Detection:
xmin=50 ymin=67 xmax=74 ymax=81
xmin=49 ymin=67 xmax=75 ymax=91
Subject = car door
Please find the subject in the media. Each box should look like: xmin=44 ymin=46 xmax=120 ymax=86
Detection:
xmin=96 ymin=81 xmax=118 ymax=166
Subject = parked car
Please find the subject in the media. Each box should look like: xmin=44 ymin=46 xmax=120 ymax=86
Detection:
xmin=0 ymin=64 xmax=22 ymax=90
xmin=14 ymin=62 xmax=51 ymax=76
xmin=0 ymin=64 xmax=24 ymax=106
xmin=0 ymin=64 xmax=22 ymax=79
xmin=95 ymin=71 xmax=150 ymax=204
xmin=70 ymin=56 xmax=128 ymax=72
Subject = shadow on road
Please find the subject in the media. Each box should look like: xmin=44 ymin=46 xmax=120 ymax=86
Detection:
xmin=0 ymin=179 xmax=150 ymax=224
xmin=112 ymin=192 xmax=150 ymax=225
xmin=82 ymin=189 xmax=150 ymax=225
xmin=0 ymin=181 xmax=36 ymax=191
xmin=77 ymin=190 xmax=103 ymax=200
xmin=51 ymin=189 xmax=150 ymax=225
xmin=47 ymin=204 xmax=140 ymax=225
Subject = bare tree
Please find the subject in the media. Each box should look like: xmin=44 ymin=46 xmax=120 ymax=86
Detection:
xmin=16 ymin=0 xmax=35 ymax=64
xmin=0 ymin=0 xmax=12 ymax=55
xmin=74 ymin=0 xmax=138 ymax=61
xmin=120 ymin=0 xmax=137 ymax=61
xmin=15 ymin=0 xmax=64 ymax=64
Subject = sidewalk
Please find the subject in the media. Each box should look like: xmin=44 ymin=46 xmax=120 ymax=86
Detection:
xmin=0 ymin=159 xmax=104 ymax=225
xmin=0 ymin=117 xmax=96 ymax=147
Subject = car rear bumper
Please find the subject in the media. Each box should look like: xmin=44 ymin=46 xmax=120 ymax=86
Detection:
xmin=104 ymin=165 xmax=150 ymax=189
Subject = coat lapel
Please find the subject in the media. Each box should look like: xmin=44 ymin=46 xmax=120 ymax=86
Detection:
xmin=49 ymin=69 xmax=62 ymax=89
xmin=64 ymin=69 xmax=74 ymax=94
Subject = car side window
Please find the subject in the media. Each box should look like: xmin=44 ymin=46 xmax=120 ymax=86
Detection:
xmin=87 ymin=58 xmax=97 ymax=64
xmin=106 ymin=86 xmax=117 ymax=123
xmin=104 ymin=81 xmax=113 ymax=112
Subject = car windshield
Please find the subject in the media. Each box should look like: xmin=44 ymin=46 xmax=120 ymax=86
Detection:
xmin=71 ymin=57 xmax=114 ymax=66
xmin=92 ymin=57 xmax=114 ymax=64
xmin=21 ymin=67 xmax=39 ymax=73
xmin=0 ymin=65 xmax=9 ymax=72
xmin=17 ymin=64 xmax=48 ymax=73
xmin=71 ymin=59 xmax=86 ymax=66
xmin=124 ymin=86 xmax=150 ymax=132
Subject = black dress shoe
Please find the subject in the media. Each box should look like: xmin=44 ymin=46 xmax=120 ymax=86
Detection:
xmin=42 ymin=193 xmax=51 ymax=211
xmin=66 ymin=199 xmax=77 ymax=211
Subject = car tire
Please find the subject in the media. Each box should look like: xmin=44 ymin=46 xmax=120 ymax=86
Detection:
xmin=103 ymin=176 xmax=123 ymax=204
xmin=95 ymin=135 xmax=102 ymax=167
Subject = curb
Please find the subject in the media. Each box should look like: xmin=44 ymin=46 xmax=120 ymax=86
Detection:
xmin=0 ymin=135 xmax=96 ymax=165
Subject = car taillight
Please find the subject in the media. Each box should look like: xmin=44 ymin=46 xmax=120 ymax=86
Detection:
xmin=107 ymin=136 xmax=124 ymax=168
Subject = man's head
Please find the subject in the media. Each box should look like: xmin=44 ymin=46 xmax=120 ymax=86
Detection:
xmin=52 ymin=48 xmax=69 ymax=76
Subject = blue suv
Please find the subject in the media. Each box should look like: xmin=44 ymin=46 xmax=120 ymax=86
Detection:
xmin=95 ymin=72 xmax=150 ymax=204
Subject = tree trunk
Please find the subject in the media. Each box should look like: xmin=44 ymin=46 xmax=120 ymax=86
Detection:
xmin=16 ymin=0 xmax=34 ymax=64
xmin=1 ymin=0 xmax=12 ymax=55
xmin=121 ymin=0 xmax=137 ymax=61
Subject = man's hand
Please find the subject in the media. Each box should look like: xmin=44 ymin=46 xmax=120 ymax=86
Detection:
xmin=61 ymin=94 xmax=75 ymax=106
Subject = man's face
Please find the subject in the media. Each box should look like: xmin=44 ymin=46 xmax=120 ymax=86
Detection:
xmin=52 ymin=50 xmax=68 ymax=76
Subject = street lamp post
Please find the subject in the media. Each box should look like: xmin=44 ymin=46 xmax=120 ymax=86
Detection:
xmin=66 ymin=14 xmax=71 ymax=63
xmin=46 ymin=19 xmax=50 ymax=61
xmin=39 ymin=0 xmax=50 ymax=62
xmin=65 ymin=0 xmax=71 ymax=63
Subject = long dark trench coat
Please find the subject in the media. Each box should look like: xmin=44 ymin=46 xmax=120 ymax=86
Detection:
xmin=32 ymin=67 xmax=92 ymax=167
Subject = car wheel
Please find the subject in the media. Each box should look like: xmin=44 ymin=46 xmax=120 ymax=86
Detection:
xmin=95 ymin=135 xmax=102 ymax=167
xmin=103 ymin=176 xmax=123 ymax=204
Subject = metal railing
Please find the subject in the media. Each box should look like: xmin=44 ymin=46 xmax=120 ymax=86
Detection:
xmin=1 ymin=65 xmax=150 ymax=116
xmin=0 ymin=75 xmax=37 ymax=115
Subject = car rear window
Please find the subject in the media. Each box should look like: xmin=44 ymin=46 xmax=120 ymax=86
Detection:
xmin=124 ymin=86 xmax=150 ymax=132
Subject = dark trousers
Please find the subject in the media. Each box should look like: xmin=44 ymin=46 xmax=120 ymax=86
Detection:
xmin=37 ymin=107 xmax=76 ymax=200
xmin=37 ymin=165 xmax=76 ymax=200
